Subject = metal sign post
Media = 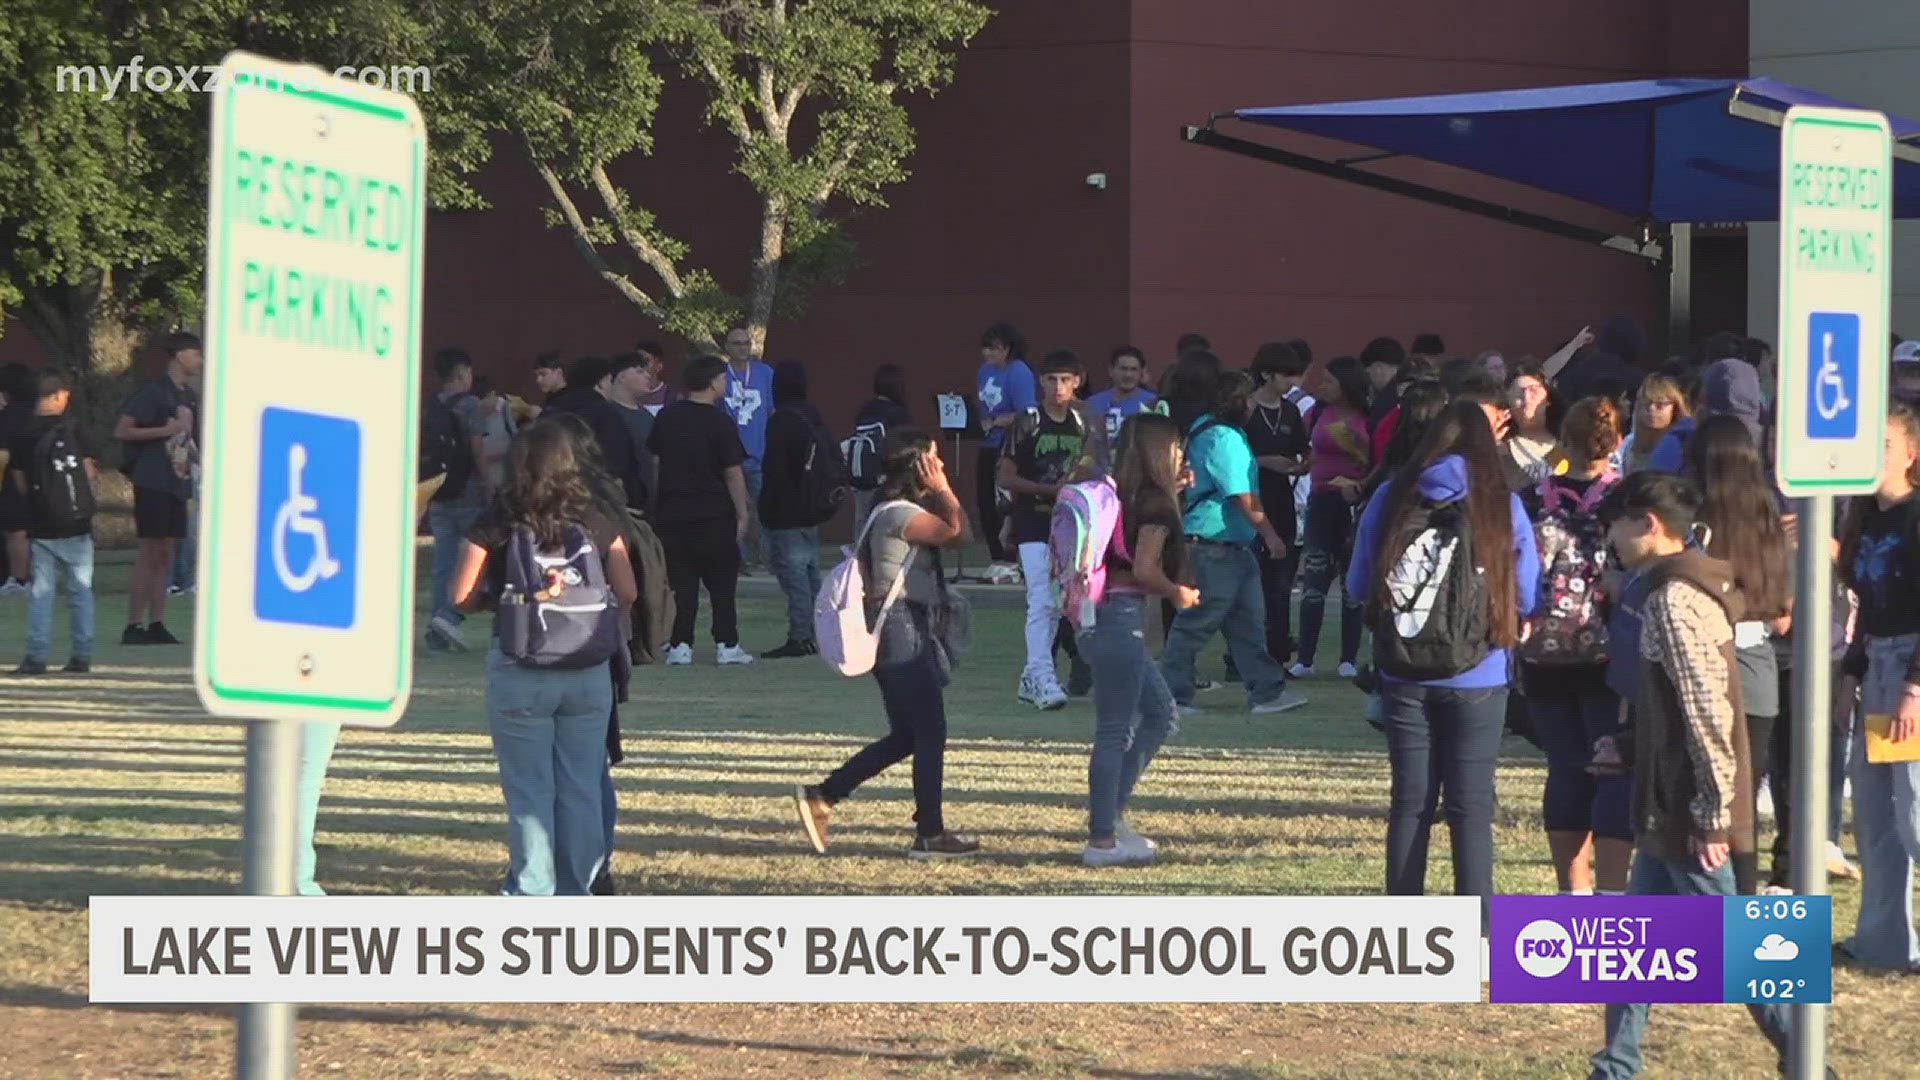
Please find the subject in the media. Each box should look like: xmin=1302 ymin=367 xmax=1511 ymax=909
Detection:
xmin=1775 ymin=104 xmax=1893 ymax=1080
xmin=197 ymin=51 xmax=428 ymax=1079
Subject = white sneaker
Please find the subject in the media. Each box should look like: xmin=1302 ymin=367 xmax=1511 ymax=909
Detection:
xmin=1287 ymin=662 xmax=1313 ymax=678
xmin=0 ymin=579 xmax=25 ymax=596
xmin=1337 ymin=662 xmax=1359 ymax=679
xmin=1756 ymin=778 xmax=1775 ymax=821
xmin=716 ymin=644 xmax=756 ymax=666
xmin=1252 ymin=690 xmax=1310 ymax=715
xmin=1018 ymin=675 xmax=1068 ymax=711
xmin=429 ymin=614 xmax=468 ymax=651
xmin=1082 ymin=841 xmax=1149 ymax=868
xmin=986 ymin=562 xmax=1022 ymax=585
xmin=1116 ymin=819 xmax=1159 ymax=854
xmin=664 ymin=643 xmax=694 ymax=666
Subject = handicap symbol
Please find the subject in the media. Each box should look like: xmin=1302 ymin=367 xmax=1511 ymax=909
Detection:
xmin=270 ymin=442 xmax=341 ymax=594
xmin=1815 ymin=331 xmax=1851 ymax=423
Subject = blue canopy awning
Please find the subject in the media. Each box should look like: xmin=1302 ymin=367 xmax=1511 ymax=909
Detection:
xmin=1224 ymin=77 xmax=1920 ymax=225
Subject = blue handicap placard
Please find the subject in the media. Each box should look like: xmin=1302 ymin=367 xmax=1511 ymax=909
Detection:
xmin=1805 ymin=311 xmax=1861 ymax=440
xmin=254 ymin=406 xmax=361 ymax=629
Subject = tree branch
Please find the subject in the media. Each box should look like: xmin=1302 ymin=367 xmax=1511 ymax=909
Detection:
xmin=811 ymin=136 xmax=863 ymax=210
xmin=587 ymin=163 xmax=688 ymax=299
xmin=525 ymin=150 xmax=664 ymax=317
xmin=700 ymin=55 xmax=754 ymax=141
xmin=756 ymin=58 xmax=781 ymax=139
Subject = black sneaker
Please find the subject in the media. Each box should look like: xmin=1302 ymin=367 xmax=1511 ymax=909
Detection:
xmin=63 ymin=658 xmax=91 ymax=674
xmin=144 ymin=622 xmax=183 ymax=645
xmin=423 ymin=627 xmax=452 ymax=652
xmin=121 ymin=624 xmax=150 ymax=646
xmin=12 ymin=659 xmax=47 ymax=676
xmin=762 ymin=639 xmax=817 ymax=659
xmin=908 ymin=831 xmax=982 ymax=860
xmin=1066 ymin=656 xmax=1093 ymax=697
xmin=590 ymin=867 xmax=617 ymax=896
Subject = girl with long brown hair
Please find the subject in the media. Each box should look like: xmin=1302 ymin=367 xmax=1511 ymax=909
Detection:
xmin=1346 ymin=399 xmax=1540 ymax=919
xmin=1081 ymin=413 xmax=1199 ymax=866
xmin=1683 ymin=414 xmax=1792 ymax=896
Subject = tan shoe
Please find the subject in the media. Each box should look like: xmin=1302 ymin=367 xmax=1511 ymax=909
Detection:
xmin=794 ymin=785 xmax=831 ymax=854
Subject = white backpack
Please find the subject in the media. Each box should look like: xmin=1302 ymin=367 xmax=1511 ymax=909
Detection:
xmin=816 ymin=500 xmax=919 ymax=677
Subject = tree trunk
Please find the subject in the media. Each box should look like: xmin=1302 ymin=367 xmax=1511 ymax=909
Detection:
xmin=747 ymin=198 xmax=788 ymax=356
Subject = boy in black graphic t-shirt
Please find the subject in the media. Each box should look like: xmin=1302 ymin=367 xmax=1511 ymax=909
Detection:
xmin=998 ymin=350 xmax=1107 ymax=710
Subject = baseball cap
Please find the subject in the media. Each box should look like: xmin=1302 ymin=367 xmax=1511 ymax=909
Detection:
xmin=1893 ymin=340 xmax=1920 ymax=363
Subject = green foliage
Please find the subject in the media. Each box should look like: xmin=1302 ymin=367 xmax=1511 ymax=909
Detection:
xmin=421 ymin=0 xmax=991 ymax=346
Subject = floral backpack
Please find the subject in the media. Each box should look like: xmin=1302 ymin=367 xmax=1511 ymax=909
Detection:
xmin=1523 ymin=471 xmax=1619 ymax=666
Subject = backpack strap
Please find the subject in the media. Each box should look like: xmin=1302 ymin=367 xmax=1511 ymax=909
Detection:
xmin=859 ymin=498 xmax=922 ymax=627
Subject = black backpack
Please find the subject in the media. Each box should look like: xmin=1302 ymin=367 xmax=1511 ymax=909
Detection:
xmin=845 ymin=419 xmax=886 ymax=491
xmin=31 ymin=421 xmax=95 ymax=528
xmin=792 ymin=407 xmax=848 ymax=527
xmin=420 ymin=394 xmax=473 ymax=501
xmin=495 ymin=524 xmax=622 ymax=669
xmin=1373 ymin=499 xmax=1493 ymax=681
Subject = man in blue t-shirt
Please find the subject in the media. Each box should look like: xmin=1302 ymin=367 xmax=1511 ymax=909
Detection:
xmin=1085 ymin=345 xmax=1158 ymax=443
xmin=1159 ymin=364 xmax=1305 ymax=716
xmin=975 ymin=323 xmax=1035 ymax=570
xmin=722 ymin=326 xmax=775 ymax=569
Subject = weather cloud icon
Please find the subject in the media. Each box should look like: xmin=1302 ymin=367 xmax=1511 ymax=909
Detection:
xmin=1754 ymin=934 xmax=1801 ymax=962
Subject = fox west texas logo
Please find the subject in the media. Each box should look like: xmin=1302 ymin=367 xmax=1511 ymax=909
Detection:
xmin=1514 ymin=916 xmax=1699 ymax=983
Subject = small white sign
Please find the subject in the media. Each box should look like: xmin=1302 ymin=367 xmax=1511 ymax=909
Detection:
xmin=90 ymin=895 xmax=1482 ymax=1004
xmin=193 ymin=53 xmax=426 ymax=726
xmin=1775 ymin=105 xmax=1892 ymax=496
xmin=936 ymin=393 xmax=970 ymax=431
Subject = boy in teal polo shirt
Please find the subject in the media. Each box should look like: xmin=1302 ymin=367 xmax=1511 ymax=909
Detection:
xmin=1159 ymin=367 xmax=1305 ymax=716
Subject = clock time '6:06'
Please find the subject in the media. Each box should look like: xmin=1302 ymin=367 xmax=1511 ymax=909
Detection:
xmin=1745 ymin=899 xmax=1809 ymax=920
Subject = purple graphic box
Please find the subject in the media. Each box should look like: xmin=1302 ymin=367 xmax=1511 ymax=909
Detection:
xmin=1490 ymin=896 xmax=1724 ymax=1003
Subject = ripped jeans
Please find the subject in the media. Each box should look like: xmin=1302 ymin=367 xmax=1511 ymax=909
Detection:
xmin=1295 ymin=488 xmax=1362 ymax=667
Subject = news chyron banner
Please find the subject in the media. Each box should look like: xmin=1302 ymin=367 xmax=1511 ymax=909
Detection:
xmin=1490 ymin=896 xmax=1832 ymax=1005
xmin=91 ymin=896 xmax=1479 ymax=1003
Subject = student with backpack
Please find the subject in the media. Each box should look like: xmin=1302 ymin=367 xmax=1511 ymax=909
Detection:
xmin=2 ymin=370 xmax=96 ymax=675
xmin=1520 ymin=397 xmax=1630 ymax=895
xmin=1071 ymin=413 xmax=1197 ymax=866
xmin=795 ymin=429 xmax=981 ymax=860
xmin=1589 ymin=472 xmax=1798 ymax=1077
xmin=760 ymin=360 xmax=848 ymax=659
xmin=450 ymin=420 xmax=639 ymax=895
xmin=847 ymin=363 xmax=913 ymax=528
xmin=421 ymin=348 xmax=487 ymax=652
xmin=1683 ymin=413 xmax=1793 ymax=896
xmin=1347 ymin=399 xmax=1539 ymax=922
xmin=997 ymin=349 xmax=1106 ymax=710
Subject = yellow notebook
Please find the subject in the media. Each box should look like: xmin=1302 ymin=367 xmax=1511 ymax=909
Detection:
xmin=1864 ymin=714 xmax=1920 ymax=764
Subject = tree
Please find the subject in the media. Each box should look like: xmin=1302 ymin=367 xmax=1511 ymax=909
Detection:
xmin=431 ymin=0 xmax=990 ymax=352
xmin=0 ymin=0 xmax=425 ymax=430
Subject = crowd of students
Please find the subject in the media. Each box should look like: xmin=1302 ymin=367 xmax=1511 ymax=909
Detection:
xmin=6 ymin=315 xmax=1920 ymax=1075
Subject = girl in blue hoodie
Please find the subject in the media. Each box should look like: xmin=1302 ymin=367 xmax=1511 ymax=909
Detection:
xmin=1347 ymin=398 xmax=1540 ymax=916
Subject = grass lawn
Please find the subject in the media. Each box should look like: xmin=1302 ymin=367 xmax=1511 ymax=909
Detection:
xmin=0 ymin=554 xmax=1915 ymax=1078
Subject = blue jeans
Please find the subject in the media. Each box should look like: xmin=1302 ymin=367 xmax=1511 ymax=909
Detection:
xmin=295 ymin=721 xmax=342 ymax=896
xmin=1846 ymin=633 xmax=1920 ymax=968
xmin=1083 ymin=593 xmax=1175 ymax=840
xmin=1591 ymin=852 xmax=1790 ymax=1078
xmin=25 ymin=536 xmax=94 ymax=664
xmin=767 ymin=527 xmax=821 ymax=643
xmin=1160 ymin=542 xmax=1286 ymax=706
xmin=1381 ymin=681 xmax=1506 ymax=919
xmin=740 ymin=461 xmax=765 ymax=567
xmin=170 ymin=508 xmax=196 ymax=589
xmin=485 ymin=650 xmax=613 ymax=896
xmin=427 ymin=498 xmax=483 ymax=624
